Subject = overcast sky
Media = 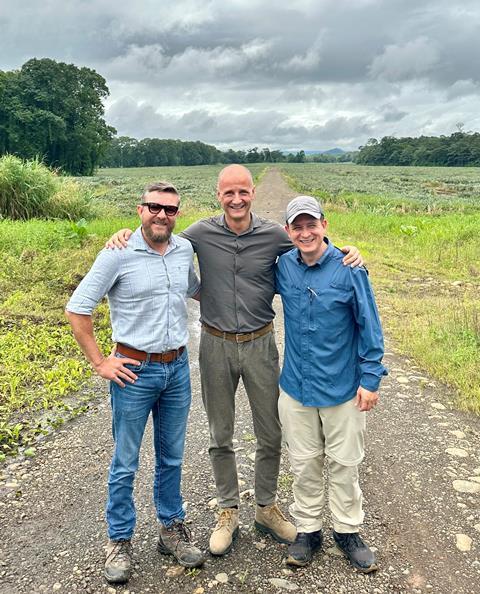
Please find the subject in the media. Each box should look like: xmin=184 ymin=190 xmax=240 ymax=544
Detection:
xmin=1 ymin=0 xmax=479 ymax=151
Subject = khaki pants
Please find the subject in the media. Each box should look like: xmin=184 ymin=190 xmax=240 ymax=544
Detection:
xmin=278 ymin=391 xmax=366 ymax=533
xmin=199 ymin=329 xmax=282 ymax=508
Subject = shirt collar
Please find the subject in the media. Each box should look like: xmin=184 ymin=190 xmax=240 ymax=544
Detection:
xmin=130 ymin=226 xmax=178 ymax=254
xmin=295 ymin=237 xmax=332 ymax=267
xmin=216 ymin=212 xmax=262 ymax=235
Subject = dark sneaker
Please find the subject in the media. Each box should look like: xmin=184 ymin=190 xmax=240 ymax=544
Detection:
xmin=104 ymin=539 xmax=132 ymax=584
xmin=333 ymin=531 xmax=378 ymax=573
xmin=158 ymin=521 xmax=205 ymax=567
xmin=286 ymin=530 xmax=323 ymax=567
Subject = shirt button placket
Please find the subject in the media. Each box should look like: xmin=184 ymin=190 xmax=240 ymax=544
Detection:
xmin=233 ymin=238 xmax=239 ymax=330
xmin=162 ymin=256 xmax=171 ymax=347
xmin=300 ymin=279 xmax=310 ymax=404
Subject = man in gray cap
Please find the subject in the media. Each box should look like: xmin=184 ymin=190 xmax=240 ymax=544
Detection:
xmin=276 ymin=195 xmax=387 ymax=572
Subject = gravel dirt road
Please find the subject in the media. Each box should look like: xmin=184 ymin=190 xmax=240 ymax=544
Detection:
xmin=1 ymin=168 xmax=479 ymax=594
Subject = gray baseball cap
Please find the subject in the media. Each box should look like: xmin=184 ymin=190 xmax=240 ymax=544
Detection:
xmin=285 ymin=195 xmax=324 ymax=224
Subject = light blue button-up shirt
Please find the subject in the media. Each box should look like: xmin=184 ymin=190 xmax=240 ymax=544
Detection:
xmin=66 ymin=227 xmax=200 ymax=352
xmin=275 ymin=240 xmax=387 ymax=408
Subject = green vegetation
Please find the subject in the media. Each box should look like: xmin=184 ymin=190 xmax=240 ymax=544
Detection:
xmin=281 ymin=162 xmax=480 ymax=213
xmin=0 ymin=58 xmax=113 ymax=175
xmin=102 ymin=137 xmax=307 ymax=168
xmin=281 ymin=163 xmax=480 ymax=412
xmin=0 ymin=155 xmax=98 ymax=220
xmin=356 ymin=130 xmax=480 ymax=167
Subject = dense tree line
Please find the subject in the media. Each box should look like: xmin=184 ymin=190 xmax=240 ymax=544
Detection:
xmin=356 ymin=132 xmax=480 ymax=166
xmin=102 ymin=137 xmax=222 ymax=167
xmin=0 ymin=59 xmax=114 ymax=175
xmin=101 ymin=139 xmax=312 ymax=167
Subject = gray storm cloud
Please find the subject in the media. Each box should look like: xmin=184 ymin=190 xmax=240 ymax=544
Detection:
xmin=1 ymin=0 xmax=479 ymax=149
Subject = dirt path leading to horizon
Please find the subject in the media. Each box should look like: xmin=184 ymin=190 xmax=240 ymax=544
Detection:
xmin=0 ymin=168 xmax=479 ymax=594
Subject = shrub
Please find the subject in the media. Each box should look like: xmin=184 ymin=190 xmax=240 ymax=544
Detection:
xmin=0 ymin=155 xmax=93 ymax=220
xmin=44 ymin=177 xmax=93 ymax=220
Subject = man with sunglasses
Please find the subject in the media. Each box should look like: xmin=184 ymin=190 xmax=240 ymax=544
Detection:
xmin=66 ymin=182 xmax=204 ymax=584
xmin=107 ymin=165 xmax=362 ymax=559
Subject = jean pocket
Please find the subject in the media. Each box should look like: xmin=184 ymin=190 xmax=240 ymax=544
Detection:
xmin=114 ymin=352 xmax=145 ymax=372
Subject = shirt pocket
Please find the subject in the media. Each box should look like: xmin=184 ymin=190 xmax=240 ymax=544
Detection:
xmin=171 ymin=264 xmax=190 ymax=294
xmin=309 ymin=287 xmax=352 ymax=332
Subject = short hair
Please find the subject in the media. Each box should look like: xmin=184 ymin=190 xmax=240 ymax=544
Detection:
xmin=141 ymin=181 xmax=179 ymax=201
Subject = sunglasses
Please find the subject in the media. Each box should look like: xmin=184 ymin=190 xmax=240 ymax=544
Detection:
xmin=141 ymin=202 xmax=179 ymax=216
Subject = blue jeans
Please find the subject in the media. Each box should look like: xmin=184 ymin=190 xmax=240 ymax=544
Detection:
xmin=106 ymin=349 xmax=191 ymax=541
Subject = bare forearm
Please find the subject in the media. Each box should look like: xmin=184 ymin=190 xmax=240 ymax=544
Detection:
xmin=65 ymin=311 xmax=104 ymax=368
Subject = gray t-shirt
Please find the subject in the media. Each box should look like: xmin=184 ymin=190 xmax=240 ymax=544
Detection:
xmin=180 ymin=213 xmax=292 ymax=333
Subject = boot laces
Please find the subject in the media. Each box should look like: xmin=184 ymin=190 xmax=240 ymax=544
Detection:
xmin=166 ymin=522 xmax=192 ymax=550
xmin=341 ymin=533 xmax=364 ymax=552
xmin=107 ymin=540 xmax=131 ymax=564
xmin=268 ymin=503 xmax=287 ymax=521
xmin=216 ymin=508 xmax=236 ymax=528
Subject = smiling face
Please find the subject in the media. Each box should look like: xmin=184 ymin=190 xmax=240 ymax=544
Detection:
xmin=217 ymin=165 xmax=255 ymax=227
xmin=286 ymin=213 xmax=328 ymax=263
xmin=137 ymin=190 xmax=180 ymax=246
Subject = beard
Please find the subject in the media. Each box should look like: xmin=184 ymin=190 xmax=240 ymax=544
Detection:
xmin=142 ymin=220 xmax=174 ymax=244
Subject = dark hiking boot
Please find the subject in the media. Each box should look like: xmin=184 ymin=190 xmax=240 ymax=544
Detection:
xmin=158 ymin=521 xmax=205 ymax=567
xmin=104 ymin=539 xmax=132 ymax=583
xmin=286 ymin=530 xmax=323 ymax=567
xmin=333 ymin=531 xmax=378 ymax=573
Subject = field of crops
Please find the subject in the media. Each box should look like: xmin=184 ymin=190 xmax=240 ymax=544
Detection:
xmin=281 ymin=163 xmax=480 ymax=213
xmin=81 ymin=163 xmax=266 ymax=215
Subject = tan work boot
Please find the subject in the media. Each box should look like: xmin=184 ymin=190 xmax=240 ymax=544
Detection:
xmin=104 ymin=539 xmax=132 ymax=584
xmin=255 ymin=503 xmax=296 ymax=544
xmin=209 ymin=507 xmax=240 ymax=555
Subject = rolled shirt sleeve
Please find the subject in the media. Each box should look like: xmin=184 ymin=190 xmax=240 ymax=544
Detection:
xmin=187 ymin=258 xmax=201 ymax=298
xmin=66 ymin=249 xmax=120 ymax=315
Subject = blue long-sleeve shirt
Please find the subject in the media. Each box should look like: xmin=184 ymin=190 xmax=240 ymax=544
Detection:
xmin=275 ymin=240 xmax=387 ymax=407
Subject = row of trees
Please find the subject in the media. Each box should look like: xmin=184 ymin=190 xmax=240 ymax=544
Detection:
xmin=357 ymin=131 xmax=480 ymax=166
xmin=101 ymin=138 xmax=312 ymax=168
xmin=6 ymin=59 xmax=478 ymax=174
xmin=0 ymin=59 xmax=114 ymax=175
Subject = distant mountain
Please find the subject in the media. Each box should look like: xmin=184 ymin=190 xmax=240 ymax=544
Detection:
xmin=321 ymin=148 xmax=345 ymax=155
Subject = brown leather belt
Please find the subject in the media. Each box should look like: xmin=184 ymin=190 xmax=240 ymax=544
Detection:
xmin=201 ymin=321 xmax=273 ymax=343
xmin=116 ymin=343 xmax=185 ymax=363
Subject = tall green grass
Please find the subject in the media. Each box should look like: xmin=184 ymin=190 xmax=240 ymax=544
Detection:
xmin=0 ymin=155 xmax=97 ymax=220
